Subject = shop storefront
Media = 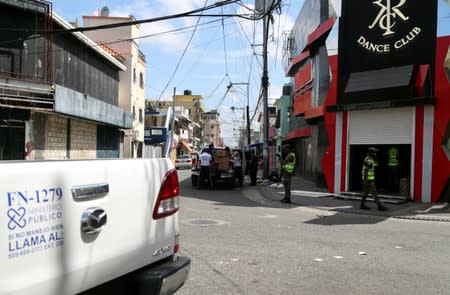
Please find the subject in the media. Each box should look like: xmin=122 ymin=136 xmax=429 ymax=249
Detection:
xmin=283 ymin=0 xmax=449 ymax=203
xmin=326 ymin=0 xmax=449 ymax=203
xmin=346 ymin=108 xmax=414 ymax=195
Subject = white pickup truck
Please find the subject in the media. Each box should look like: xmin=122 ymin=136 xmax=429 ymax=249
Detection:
xmin=0 ymin=158 xmax=190 ymax=295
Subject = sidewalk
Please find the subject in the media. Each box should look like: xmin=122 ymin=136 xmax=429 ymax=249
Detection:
xmin=259 ymin=175 xmax=450 ymax=222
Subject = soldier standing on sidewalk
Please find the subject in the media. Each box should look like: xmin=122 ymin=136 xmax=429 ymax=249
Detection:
xmin=280 ymin=144 xmax=296 ymax=204
xmin=360 ymin=147 xmax=387 ymax=211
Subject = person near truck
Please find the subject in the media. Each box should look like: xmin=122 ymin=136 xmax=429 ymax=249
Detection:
xmin=387 ymin=146 xmax=400 ymax=192
xmin=270 ymin=152 xmax=284 ymax=189
xmin=24 ymin=140 xmax=33 ymax=160
xmin=360 ymin=147 xmax=387 ymax=211
xmin=280 ymin=144 xmax=296 ymax=204
xmin=231 ymin=150 xmax=243 ymax=186
xmin=249 ymin=151 xmax=258 ymax=186
xmin=198 ymin=148 xmax=213 ymax=189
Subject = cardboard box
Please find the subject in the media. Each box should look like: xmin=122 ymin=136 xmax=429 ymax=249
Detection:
xmin=215 ymin=156 xmax=230 ymax=170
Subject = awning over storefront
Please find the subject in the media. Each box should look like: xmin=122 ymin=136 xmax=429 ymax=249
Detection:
xmin=179 ymin=141 xmax=192 ymax=153
xmin=307 ymin=17 xmax=335 ymax=51
xmin=284 ymin=127 xmax=312 ymax=141
xmin=343 ymin=64 xmax=415 ymax=103
xmin=248 ymin=142 xmax=263 ymax=148
xmin=285 ymin=50 xmax=310 ymax=77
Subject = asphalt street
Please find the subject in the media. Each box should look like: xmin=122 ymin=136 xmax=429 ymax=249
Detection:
xmin=175 ymin=169 xmax=450 ymax=295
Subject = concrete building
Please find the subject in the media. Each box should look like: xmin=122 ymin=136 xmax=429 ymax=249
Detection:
xmin=174 ymin=90 xmax=204 ymax=150
xmin=83 ymin=13 xmax=146 ymax=158
xmin=203 ymin=110 xmax=222 ymax=147
xmin=0 ymin=1 xmax=131 ymax=160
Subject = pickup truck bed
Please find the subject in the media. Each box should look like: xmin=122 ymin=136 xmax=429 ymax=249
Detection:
xmin=0 ymin=158 xmax=189 ymax=295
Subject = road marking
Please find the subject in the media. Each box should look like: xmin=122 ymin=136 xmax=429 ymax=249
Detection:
xmin=314 ymin=258 xmax=323 ymax=262
xmin=333 ymin=256 xmax=344 ymax=259
xmin=358 ymin=252 xmax=367 ymax=255
xmin=395 ymin=246 xmax=403 ymax=249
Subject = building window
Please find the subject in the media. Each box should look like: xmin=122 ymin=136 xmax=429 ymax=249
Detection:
xmin=133 ymin=106 xmax=136 ymax=119
xmin=133 ymin=68 xmax=137 ymax=83
xmin=211 ymin=125 xmax=214 ymax=130
xmin=139 ymin=72 xmax=144 ymax=88
xmin=139 ymin=108 xmax=143 ymax=122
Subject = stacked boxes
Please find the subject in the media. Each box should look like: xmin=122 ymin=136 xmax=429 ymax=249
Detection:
xmin=214 ymin=149 xmax=231 ymax=170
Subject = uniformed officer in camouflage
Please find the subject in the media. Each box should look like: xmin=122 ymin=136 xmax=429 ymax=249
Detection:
xmin=280 ymin=144 xmax=296 ymax=204
xmin=360 ymin=147 xmax=387 ymax=211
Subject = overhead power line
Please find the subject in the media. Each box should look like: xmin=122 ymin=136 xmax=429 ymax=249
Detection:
xmin=48 ymin=0 xmax=241 ymax=35
xmin=157 ymin=0 xmax=209 ymax=101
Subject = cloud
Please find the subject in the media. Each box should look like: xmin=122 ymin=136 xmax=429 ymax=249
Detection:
xmin=108 ymin=0 xmax=212 ymax=52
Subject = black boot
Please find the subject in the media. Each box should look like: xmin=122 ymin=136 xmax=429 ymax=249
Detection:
xmin=360 ymin=203 xmax=370 ymax=210
xmin=378 ymin=204 xmax=388 ymax=211
xmin=280 ymin=197 xmax=291 ymax=204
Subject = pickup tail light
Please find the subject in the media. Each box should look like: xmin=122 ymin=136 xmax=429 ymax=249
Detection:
xmin=153 ymin=169 xmax=180 ymax=219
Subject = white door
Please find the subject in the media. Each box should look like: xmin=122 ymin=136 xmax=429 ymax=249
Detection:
xmin=347 ymin=107 xmax=415 ymax=195
xmin=349 ymin=107 xmax=414 ymax=144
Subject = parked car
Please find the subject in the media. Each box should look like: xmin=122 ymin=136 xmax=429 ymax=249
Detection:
xmin=190 ymin=152 xmax=199 ymax=169
xmin=175 ymin=154 xmax=192 ymax=169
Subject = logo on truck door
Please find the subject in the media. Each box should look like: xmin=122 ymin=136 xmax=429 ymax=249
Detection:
xmin=5 ymin=186 xmax=64 ymax=260
xmin=7 ymin=207 xmax=27 ymax=229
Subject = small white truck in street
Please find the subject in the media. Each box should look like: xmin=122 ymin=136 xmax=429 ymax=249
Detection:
xmin=0 ymin=158 xmax=190 ymax=294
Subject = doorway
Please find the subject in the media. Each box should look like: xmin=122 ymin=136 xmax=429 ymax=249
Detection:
xmin=348 ymin=144 xmax=411 ymax=194
xmin=0 ymin=122 xmax=25 ymax=160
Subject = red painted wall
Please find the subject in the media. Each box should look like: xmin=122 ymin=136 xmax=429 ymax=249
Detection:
xmin=431 ymin=36 xmax=450 ymax=202
xmin=414 ymin=106 xmax=424 ymax=201
xmin=322 ymin=55 xmax=338 ymax=192
xmin=293 ymin=63 xmax=312 ymax=116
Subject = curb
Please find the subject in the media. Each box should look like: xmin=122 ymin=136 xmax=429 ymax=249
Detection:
xmin=259 ymin=186 xmax=450 ymax=223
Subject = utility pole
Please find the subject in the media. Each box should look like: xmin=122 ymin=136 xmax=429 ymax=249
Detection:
xmin=262 ymin=10 xmax=269 ymax=179
xmin=246 ymin=82 xmax=251 ymax=146
xmin=170 ymin=87 xmax=176 ymax=160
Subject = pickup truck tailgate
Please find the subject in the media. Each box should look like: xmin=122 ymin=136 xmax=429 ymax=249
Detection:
xmin=0 ymin=158 xmax=179 ymax=295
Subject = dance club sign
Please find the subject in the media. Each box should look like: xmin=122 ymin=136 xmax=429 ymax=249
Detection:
xmin=337 ymin=0 xmax=438 ymax=104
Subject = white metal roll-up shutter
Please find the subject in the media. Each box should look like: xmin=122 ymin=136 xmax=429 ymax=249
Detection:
xmin=349 ymin=107 xmax=414 ymax=144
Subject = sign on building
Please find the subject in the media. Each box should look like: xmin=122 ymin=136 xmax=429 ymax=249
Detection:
xmin=337 ymin=0 xmax=438 ymax=105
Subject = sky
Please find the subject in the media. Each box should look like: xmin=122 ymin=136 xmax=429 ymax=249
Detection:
xmin=53 ymin=0 xmax=449 ymax=147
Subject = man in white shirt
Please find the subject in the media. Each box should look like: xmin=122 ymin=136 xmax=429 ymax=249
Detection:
xmin=231 ymin=151 xmax=243 ymax=186
xmin=198 ymin=148 xmax=213 ymax=189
